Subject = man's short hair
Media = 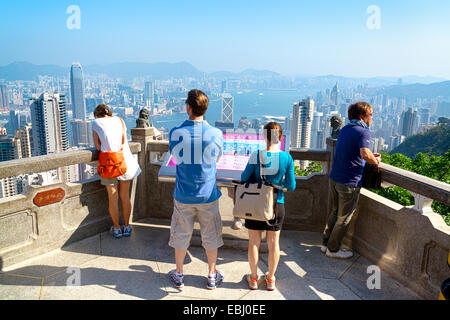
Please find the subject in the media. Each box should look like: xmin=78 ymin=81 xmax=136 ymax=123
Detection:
xmin=186 ymin=89 xmax=209 ymax=117
xmin=348 ymin=102 xmax=373 ymax=120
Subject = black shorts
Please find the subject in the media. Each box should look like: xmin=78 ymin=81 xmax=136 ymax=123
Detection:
xmin=244 ymin=203 xmax=285 ymax=231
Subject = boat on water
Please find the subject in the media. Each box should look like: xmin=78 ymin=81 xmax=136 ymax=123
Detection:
xmin=258 ymin=93 xmax=264 ymax=96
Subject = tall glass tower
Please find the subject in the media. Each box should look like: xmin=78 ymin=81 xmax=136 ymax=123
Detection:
xmin=221 ymin=93 xmax=234 ymax=123
xmin=70 ymin=63 xmax=86 ymax=120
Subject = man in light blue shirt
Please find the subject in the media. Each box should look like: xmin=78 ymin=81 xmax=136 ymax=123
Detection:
xmin=167 ymin=89 xmax=225 ymax=290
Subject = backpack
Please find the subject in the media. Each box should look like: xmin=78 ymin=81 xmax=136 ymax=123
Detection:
xmin=233 ymin=150 xmax=278 ymax=224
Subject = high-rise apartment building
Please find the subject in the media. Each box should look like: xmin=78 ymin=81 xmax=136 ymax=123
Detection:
xmin=400 ymin=107 xmax=418 ymax=137
xmin=390 ymin=135 xmax=406 ymax=151
xmin=290 ymin=98 xmax=315 ymax=149
xmin=221 ymin=93 xmax=234 ymax=124
xmin=9 ymin=110 xmax=20 ymax=134
xmin=0 ymin=135 xmax=22 ymax=162
xmin=419 ymin=108 xmax=431 ymax=126
xmin=70 ymin=63 xmax=87 ymax=120
xmin=0 ymin=177 xmax=18 ymax=198
xmin=30 ymin=93 xmax=69 ymax=156
xmin=15 ymin=123 xmax=33 ymax=158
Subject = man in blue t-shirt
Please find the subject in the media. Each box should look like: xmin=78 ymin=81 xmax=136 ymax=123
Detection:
xmin=167 ymin=89 xmax=225 ymax=290
xmin=322 ymin=102 xmax=381 ymax=259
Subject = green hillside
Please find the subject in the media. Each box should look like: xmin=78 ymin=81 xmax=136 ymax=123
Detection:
xmin=391 ymin=122 xmax=450 ymax=158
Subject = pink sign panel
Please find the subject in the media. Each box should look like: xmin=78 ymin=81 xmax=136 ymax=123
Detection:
xmin=168 ymin=133 xmax=285 ymax=172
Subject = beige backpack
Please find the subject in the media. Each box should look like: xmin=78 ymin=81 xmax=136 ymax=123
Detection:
xmin=233 ymin=151 xmax=278 ymax=223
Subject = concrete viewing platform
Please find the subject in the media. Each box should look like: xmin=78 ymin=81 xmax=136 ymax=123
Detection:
xmin=0 ymin=218 xmax=420 ymax=300
xmin=1 ymin=133 xmax=448 ymax=300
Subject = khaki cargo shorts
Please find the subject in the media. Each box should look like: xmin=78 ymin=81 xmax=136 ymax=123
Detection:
xmin=169 ymin=199 xmax=224 ymax=251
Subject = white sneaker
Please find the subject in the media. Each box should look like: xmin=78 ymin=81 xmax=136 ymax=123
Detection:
xmin=232 ymin=218 xmax=243 ymax=230
xmin=320 ymin=245 xmax=327 ymax=253
xmin=326 ymin=248 xmax=353 ymax=259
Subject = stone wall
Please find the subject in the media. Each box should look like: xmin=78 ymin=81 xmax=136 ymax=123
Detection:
xmin=0 ymin=128 xmax=449 ymax=300
xmin=0 ymin=143 xmax=141 ymax=269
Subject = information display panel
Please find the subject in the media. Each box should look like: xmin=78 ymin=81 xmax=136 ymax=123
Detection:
xmin=158 ymin=131 xmax=286 ymax=182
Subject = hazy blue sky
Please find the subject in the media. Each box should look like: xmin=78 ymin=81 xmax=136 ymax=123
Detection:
xmin=1 ymin=0 xmax=450 ymax=78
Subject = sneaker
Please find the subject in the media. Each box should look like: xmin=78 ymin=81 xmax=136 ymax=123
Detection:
xmin=232 ymin=218 xmax=243 ymax=230
xmin=168 ymin=269 xmax=184 ymax=288
xmin=207 ymin=270 xmax=224 ymax=290
xmin=326 ymin=248 xmax=354 ymax=259
xmin=110 ymin=226 xmax=122 ymax=239
xmin=123 ymin=225 xmax=132 ymax=237
xmin=247 ymin=274 xmax=258 ymax=290
xmin=320 ymin=245 xmax=327 ymax=253
xmin=264 ymin=273 xmax=276 ymax=291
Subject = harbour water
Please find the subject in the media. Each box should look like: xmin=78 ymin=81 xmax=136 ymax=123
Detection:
xmin=132 ymin=89 xmax=309 ymax=134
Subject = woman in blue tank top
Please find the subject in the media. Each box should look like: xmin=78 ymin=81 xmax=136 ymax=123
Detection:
xmin=240 ymin=122 xmax=296 ymax=291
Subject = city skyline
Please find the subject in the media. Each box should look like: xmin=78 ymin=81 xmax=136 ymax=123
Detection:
xmin=1 ymin=1 xmax=450 ymax=78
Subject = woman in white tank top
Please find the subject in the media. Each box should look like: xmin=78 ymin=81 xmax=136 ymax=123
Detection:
xmin=92 ymin=104 xmax=141 ymax=238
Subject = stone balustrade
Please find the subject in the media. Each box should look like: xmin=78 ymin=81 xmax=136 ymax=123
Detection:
xmin=0 ymin=127 xmax=449 ymax=300
xmin=0 ymin=143 xmax=141 ymax=269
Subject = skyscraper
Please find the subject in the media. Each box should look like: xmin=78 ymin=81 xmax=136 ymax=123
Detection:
xmin=70 ymin=63 xmax=87 ymax=120
xmin=330 ymin=82 xmax=340 ymax=106
xmin=290 ymin=98 xmax=315 ymax=149
xmin=70 ymin=119 xmax=93 ymax=148
xmin=144 ymin=81 xmax=154 ymax=109
xmin=15 ymin=123 xmax=33 ymax=159
xmin=221 ymin=93 xmax=234 ymax=123
xmin=311 ymin=111 xmax=323 ymax=148
xmin=419 ymin=108 xmax=431 ymax=126
xmin=400 ymin=107 xmax=418 ymax=137
xmin=30 ymin=93 xmax=69 ymax=156
xmin=0 ymin=135 xmax=21 ymax=162
xmin=0 ymin=84 xmax=8 ymax=109
xmin=221 ymin=80 xmax=227 ymax=93
xmin=9 ymin=110 xmax=20 ymax=134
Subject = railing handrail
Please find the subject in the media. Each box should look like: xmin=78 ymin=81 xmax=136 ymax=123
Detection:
xmin=0 ymin=142 xmax=141 ymax=179
xmin=289 ymin=148 xmax=331 ymax=162
xmin=379 ymin=163 xmax=450 ymax=206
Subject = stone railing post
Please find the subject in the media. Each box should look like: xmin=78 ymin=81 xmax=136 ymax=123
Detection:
xmin=325 ymin=137 xmax=336 ymax=174
xmin=131 ymin=127 xmax=156 ymax=221
xmin=411 ymin=192 xmax=434 ymax=214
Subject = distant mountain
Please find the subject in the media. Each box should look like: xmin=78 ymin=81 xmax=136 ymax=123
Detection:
xmin=84 ymin=61 xmax=204 ymax=79
xmin=391 ymin=124 xmax=450 ymax=158
xmin=0 ymin=61 xmax=447 ymax=88
xmin=0 ymin=62 xmax=67 ymax=80
xmin=209 ymin=69 xmax=280 ymax=79
xmin=0 ymin=61 xmax=204 ymax=81
xmin=374 ymin=81 xmax=450 ymax=102
xmin=239 ymin=69 xmax=280 ymax=78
